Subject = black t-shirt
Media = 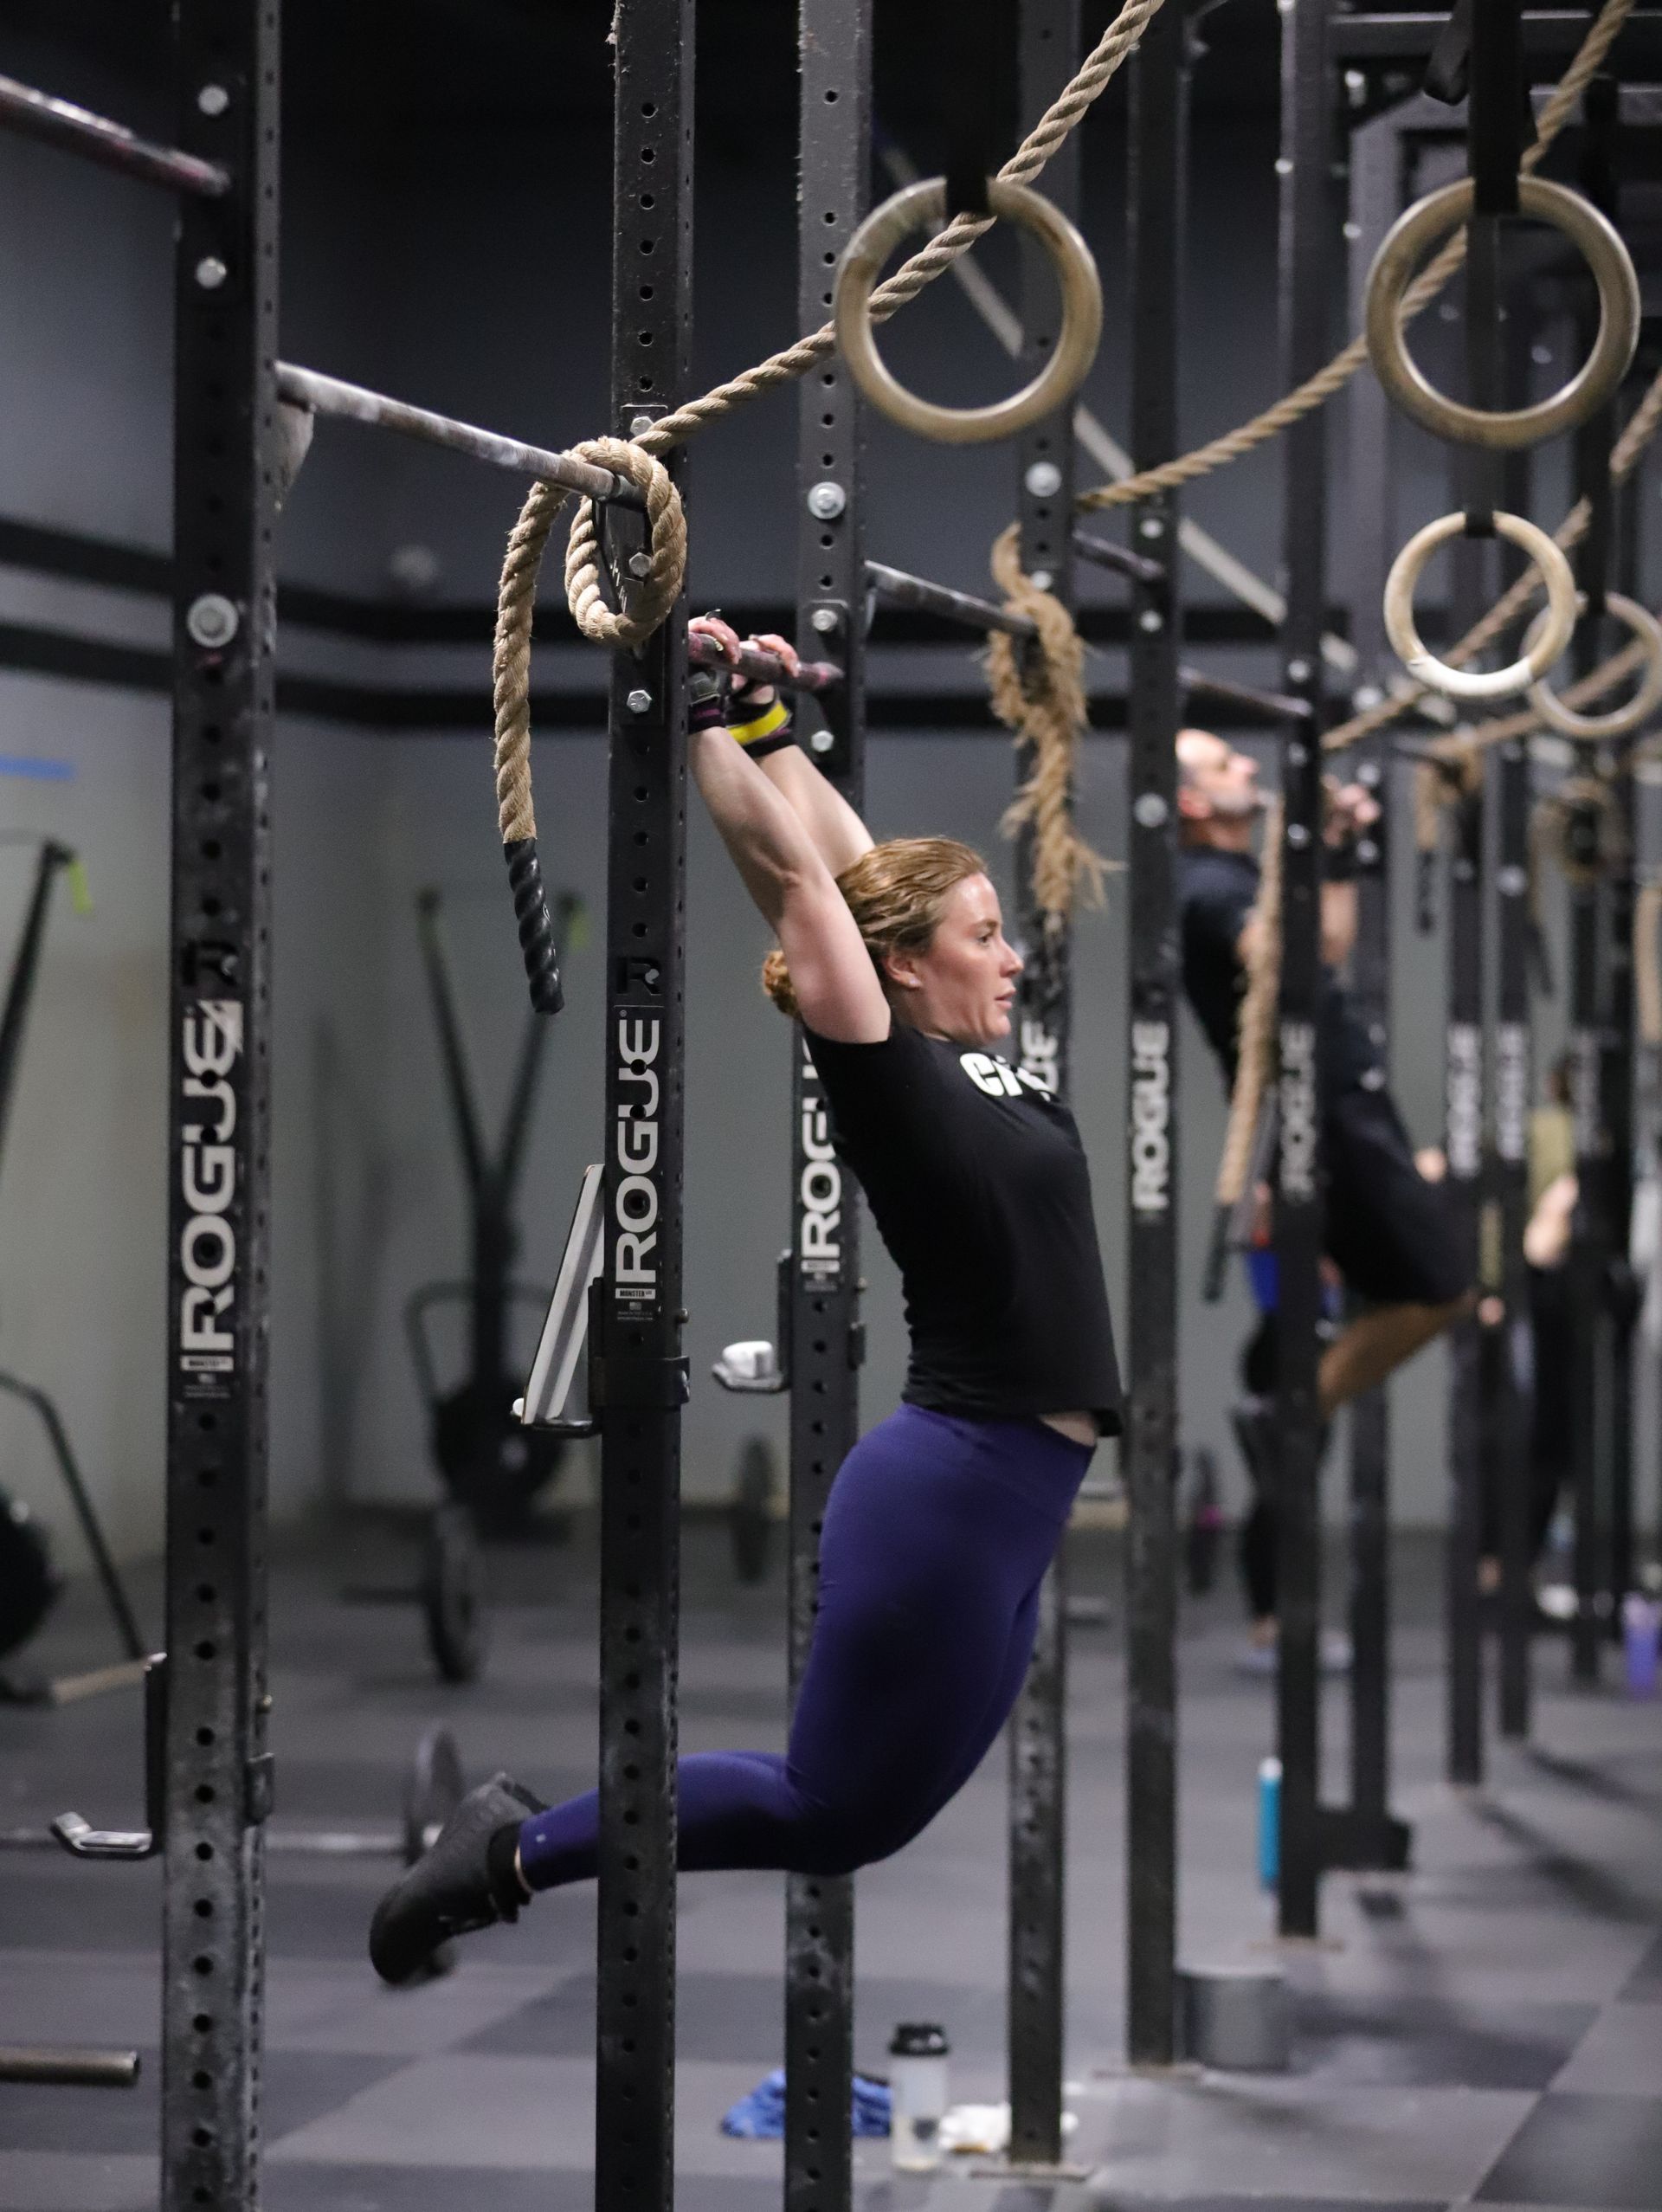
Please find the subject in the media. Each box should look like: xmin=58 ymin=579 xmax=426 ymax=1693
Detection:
xmin=803 ymin=1021 xmax=1123 ymax=1434
xmin=1178 ymin=846 xmax=1376 ymax=1098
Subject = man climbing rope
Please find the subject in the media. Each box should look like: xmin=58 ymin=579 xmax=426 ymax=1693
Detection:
xmin=1176 ymin=729 xmax=1472 ymax=1664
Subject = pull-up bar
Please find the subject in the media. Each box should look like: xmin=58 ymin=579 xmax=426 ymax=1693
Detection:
xmin=686 ymin=631 xmax=842 ymax=693
xmin=0 ymin=71 xmax=229 ymax=199
xmin=866 ymin=559 xmax=1040 ymax=641
xmin=1073 ymin=529 xmax=1166 ymax=586
xmin=1182 ymin=666 xmax=1314 ymax=724
xmin=274 ymin=365 xmax=647 ymax=509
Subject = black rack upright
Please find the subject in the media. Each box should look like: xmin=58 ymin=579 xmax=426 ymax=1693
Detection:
xmin=163 ymin=5 xmax=281 ymax=2205
xmin=786 ymin=4 xmax=869 ymax=2205
xmin=1003 ymin=0 xmax=1081 ymax=2169
xmin=1123 ymin=0 xmax=1185 ymax=2068
xmin=594 ymin=7 xmax=694 ymax=2208
xmin=1273 ymin=0 xmax=1334 ymax=1942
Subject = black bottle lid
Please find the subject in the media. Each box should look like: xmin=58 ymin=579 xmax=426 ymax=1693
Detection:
xmin=887 ymin=2022 xmax=950 ymax=2058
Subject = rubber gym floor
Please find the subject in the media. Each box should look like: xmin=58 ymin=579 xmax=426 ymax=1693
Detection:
xmin=2 ymin=1518 xmax=1659 ymax=2212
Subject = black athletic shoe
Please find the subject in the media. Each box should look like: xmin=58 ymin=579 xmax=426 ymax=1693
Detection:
xmin=369 ymin=1772 xmax=545 ymax=1986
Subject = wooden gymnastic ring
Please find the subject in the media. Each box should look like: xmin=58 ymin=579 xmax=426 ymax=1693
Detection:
xmin=833 ymin=178 xmax=1102 ymax=446
xmin=1525 ymin=590 xmax=1662 ymax=738
xmin=1383 ymin=512 xmax=1578 ymax=700
xmin=1364 ymin=177 xmax=1639 ymax=450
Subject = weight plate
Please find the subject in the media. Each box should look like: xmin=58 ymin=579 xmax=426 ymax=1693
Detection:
xmin=421 ymin=1505 xmax=488 ymax=1685
xmin=731 ymin=1437 xmax=776 ymax=1587
xmin=0 ymin=1491 xmax=61 ymax=1662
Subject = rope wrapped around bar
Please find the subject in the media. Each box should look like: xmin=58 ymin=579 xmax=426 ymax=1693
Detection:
xmin=1077 ymin=0 xmax=1635 ymax=517
xmin=1214 ymin=798 xmax=1285 ymax=1215
xmin=493 ymin=439 xmax=684 ymax=844
xmin=1412 ymin=735 xmax=1483 ymax=858
xmin=986 ymin=522 xmax=1107 ymax=920
xmin=1535 ymin=771 xmax=1626 ymax=892
xmin=488 ymin=0 xmax=1164 ymax=852
xmin=1636 ymin=879 xmax=1662 ymax=1048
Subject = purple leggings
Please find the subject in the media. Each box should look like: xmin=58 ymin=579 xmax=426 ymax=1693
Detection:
xmin=517 ymin=1403 xmax=1091 ymax=1887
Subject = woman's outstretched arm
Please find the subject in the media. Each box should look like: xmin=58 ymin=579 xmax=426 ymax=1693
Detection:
xmin=690 ymin=616 xmax=873 ymax=877
xmin=690 ymin=722 xmax=888 ymax=1044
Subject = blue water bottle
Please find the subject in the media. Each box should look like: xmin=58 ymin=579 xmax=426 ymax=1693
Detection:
xmin=1258 ymin=1757 xmax=1281 ymax=1891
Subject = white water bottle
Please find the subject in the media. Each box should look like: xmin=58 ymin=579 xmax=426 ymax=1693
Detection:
xmin=887 ymin=2022 xmax=950 ymax=2172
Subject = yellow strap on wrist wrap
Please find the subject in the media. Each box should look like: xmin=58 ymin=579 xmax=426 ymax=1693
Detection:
xmin=731 ymin=700 xmax=789 ymax=745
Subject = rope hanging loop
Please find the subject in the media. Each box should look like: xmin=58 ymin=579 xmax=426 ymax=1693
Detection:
xmin=1365 ymin=177 xmax=1639 ymax=450
xmin=1383 ymin=510 xmax=1578 ymax=700
xmin=834 ymin=178 xmax=1103 ymax=445
xmin=986 ymin=523 xmax=1107 ymax=920
xmin=562 ymin=437 xmax=686 ymax=646
xmin=1525 ymin=590 xmax=1662 ymax=740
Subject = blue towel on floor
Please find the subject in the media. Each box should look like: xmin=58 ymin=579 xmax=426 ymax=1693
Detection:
xmin=720 ymin=2068 xmax=891 ymax=2138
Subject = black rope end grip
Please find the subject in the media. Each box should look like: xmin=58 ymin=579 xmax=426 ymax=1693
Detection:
xmin=1201 ymin=1203 xmax=1234 ymax=1305
xmin=504 ymin=836 xmax=564 ymax=1016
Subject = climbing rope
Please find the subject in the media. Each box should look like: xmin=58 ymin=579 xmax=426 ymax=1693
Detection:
xmin=1215 ymin=797 xmax=1285 ymax=1216
xmin=986 ymin=523 xmax=1108 ymax=922
xmin=1635 ymin=878 xmax=1662 ymax=1048
xmin=491 ymin=0 xmax=1166 ymax=833
xmin=1076 ymin=0 xmax=1636 ymax=517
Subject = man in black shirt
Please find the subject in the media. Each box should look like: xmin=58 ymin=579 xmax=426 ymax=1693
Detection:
xmin=1177 ymin=729 xmax=1471 ymax=1654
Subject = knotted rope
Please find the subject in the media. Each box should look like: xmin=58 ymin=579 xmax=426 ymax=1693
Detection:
xmin=1215 ymin=798 xmax=1285 ymax=1216
xmin=986 ymin=522 xmax=1107 ymax=923
xmin=1077 ymin=0 xmax=1635 ymax=517
xmin=491 ymin=0 xmax=1164 ymax=834
xmin=492 ymin=439 xmax=683 ymax=842
xmin=1636 ymin=878 xmax=1662 ymax=1048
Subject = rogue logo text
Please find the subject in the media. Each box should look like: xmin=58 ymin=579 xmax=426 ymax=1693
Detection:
xmin=615 ymin=1015 xmax=661 ymax=1313
xmin=1130 ymin=1020 xmax=1171 ymax=1218
xmin=178 ymin=998 xmax=243 ymax=1385
xmin=799 ymin=1039 xmax=841 ymax=1284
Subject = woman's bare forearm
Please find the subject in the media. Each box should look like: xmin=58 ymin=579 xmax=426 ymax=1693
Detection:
xmin=690 ymin=726 xmax=828 ymax=926
xmin=757 ymin=745 xmax=874 ymax=877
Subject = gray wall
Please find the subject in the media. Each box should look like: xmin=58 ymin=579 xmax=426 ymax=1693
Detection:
xmin=3 ymin=31 xmax=1648 ymax=1573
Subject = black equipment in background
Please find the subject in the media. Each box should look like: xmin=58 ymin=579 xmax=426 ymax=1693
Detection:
xmin=405 ymin=887 xmax=581 ymax=1537
xmin=0 ymin=838 xmax=146 ymax=1705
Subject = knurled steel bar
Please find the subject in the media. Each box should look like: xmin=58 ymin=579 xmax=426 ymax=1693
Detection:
xmin=1007 ymin=0 xmax=1079 ymax=2160
xmin=1496 ymin=320 xmax=1536 ymax=1742
xmin=785 ymin=3 xmax=868 ymax=2205
xmin=864 ymin=561 xmax=1038 ymax=640
xmin=161 ymin=8 xmax=279 ymax=2208
xmin=1340 ymin=100 xmax=1397 ymax=1858
xmin=686 ymin=632 xmax=841 ymax=694
xmin=0 ymin=69 xmax=229 ymax=197
xmin=1123 ymin=0 xmax=1183 ymax=2070
xmin=1273 ymin=0 xmax=1333 ymax=1942
xmin=1182 ymin=668 xmax=1312 ymax=725
xmin=274 ymin=364 xmax=646 ymax=506
xmin=594 ymin=5 xmax=694 ymax=2206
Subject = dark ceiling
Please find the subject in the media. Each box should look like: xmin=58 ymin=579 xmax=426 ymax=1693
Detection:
xmin=3 ymin=0 xmax=1286 ymax=142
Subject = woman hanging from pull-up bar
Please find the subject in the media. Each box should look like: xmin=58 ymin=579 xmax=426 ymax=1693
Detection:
xmin=369 ymin=616 xmax=1123 ymax=1984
